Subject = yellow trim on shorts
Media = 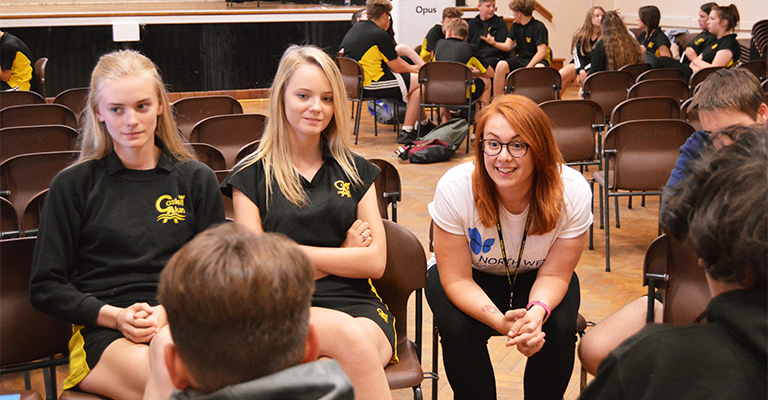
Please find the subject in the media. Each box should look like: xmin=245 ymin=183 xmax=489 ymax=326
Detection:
xmin=367 ymin=279 xmax=399 ymax=364
xmin=63 ymin=325 xmax=91 ymax=390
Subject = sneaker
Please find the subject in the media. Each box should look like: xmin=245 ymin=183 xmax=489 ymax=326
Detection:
xmin=397 ymin=130 xmax=417 ymax=144
xmin=419 ymin=120 xmax=438 ymax=136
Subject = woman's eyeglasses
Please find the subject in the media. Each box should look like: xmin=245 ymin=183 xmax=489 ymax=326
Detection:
xmin=481 ymin=139 xmax=530 ymax=158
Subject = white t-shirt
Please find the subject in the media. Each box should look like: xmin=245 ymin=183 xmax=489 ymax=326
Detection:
xmin=428 ymin=161 xmax=592 ymax=275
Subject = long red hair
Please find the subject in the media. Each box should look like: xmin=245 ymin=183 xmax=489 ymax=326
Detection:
xmin=472 ymin=95 xmax=565 ymax=235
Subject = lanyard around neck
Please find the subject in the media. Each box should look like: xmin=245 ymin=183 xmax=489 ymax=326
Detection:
xmin=497 ymin=211 xmax=531 ymax=300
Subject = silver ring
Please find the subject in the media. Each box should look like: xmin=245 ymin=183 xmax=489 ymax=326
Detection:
xmin=361 ymin=232 xmax=368 ymax=240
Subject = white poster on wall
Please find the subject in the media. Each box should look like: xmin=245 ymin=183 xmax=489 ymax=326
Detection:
xmin=391 ymin=0 xmax=456 ymax=49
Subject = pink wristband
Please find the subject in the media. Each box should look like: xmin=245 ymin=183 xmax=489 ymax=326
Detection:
xmin=526 ymin=300 xmax=551 ymax=323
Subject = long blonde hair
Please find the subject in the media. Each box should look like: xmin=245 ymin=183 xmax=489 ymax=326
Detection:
xmin=601 ymin=11 xmax=644 ymax=70
xmin=77 ymin=49 xmax=195 ymax=163
xmin=572 ymin=6 xmax=604 ymax=56
xmin=235 ymin=45 xmax=359 ymax=208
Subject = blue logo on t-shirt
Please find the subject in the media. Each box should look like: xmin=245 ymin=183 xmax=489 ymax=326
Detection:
xmin=469 ymin=228 xmax=495 ymax=255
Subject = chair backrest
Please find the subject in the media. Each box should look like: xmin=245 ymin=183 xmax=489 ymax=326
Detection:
xmin=0 ymin=125 xmax=79 ymax=165
xmin=643 ymin=234 xmax=711 ymax=325
xmin=539 ymin=99 xmax=604 ymax=164
xmin=636 ymin=68 xmax=686 ymax=82
xmin=0 ymin=151 xmax=78 ymax=232
xmin=21 ymin=189 xmax=47 ymax=237
xmin=689 ymin=66 xmax=724 ymax=92
xmin=610 ymin=97 xmax=682 ymax=125
xmin=504 ymin=66 xmax=562 ymax=103
xmin=368 ymin=158 xmax=402 ymax=222
xmin=189 ymin=113 xmax=267 ymax=169
xmin=1 ymin=237 xmax=71 ymax=367
xmin=33 ymin=58 xmax=48 ymax=99
xmin=627 ymin=79 xmax=690 ymax=103
xmin=190 ymin=143 xmax=227 ymax=171
xmin=373 ymin=219 xmax=426 ymax=388
xmin=172 ymin=95 xmax=244 ymax=141
xmin=1 ymin=197 xmax=19 ymax=239
xmin=419 ymin=61 xmax=474 ymax=106
xmin=336 ymin=57 xmax=364 ymax=101
xmin=738 ymin=60 xmax=767 ymax=81
xmin=763 ymin=79 xmax=768 ymax=94
xmin=618 ymin=63 xmax=652 ymax=81
xmin=0 ymin=90 xmax=45 ymax=110
xmin=680 ymin=98 xmax=703 ymax=132
xmin=604 ymin=119 xmax=694 ymax=191
xmin=235 ymin=140 xmax=260 ymax=167
xmin=54 ymin=87 xmax=90 ymax=123
xmin=581 ymin=70 xmax=635 ymax=120
xmin=0 ymin=104 xmax=77 ymax=129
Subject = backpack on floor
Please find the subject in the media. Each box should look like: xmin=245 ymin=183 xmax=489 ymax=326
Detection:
xmin=397 ymin=139 xmax=457 ymax=164
xmin=419 ymin=118 xmax=470 ymax=147
xmin=367 ymin=99 xmax=406 ymax=125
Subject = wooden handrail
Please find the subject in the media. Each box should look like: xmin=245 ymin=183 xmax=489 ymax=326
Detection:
xmin=459 ymin=1 xmax=552 ymax=23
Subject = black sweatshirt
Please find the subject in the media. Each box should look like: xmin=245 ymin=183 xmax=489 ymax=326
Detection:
xmin=30 ymin=145 xmax=226 ymax=327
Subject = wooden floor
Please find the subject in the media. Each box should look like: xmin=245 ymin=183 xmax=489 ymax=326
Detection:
xmin=2 ymin=94 xmax=663 ymax=400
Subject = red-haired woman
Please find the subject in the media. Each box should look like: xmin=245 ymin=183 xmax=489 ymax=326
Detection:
xmin=425 ymin=95 xmax=592 ymax=400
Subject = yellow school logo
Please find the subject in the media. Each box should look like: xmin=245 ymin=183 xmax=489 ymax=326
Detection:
xmin=711 ymin=43 xmax=719 ymax=50
xmin=526 ymin=37 xmax=531 ymax=43
xmin=377 ymin=308 xmax=389 ymax=323
xmin=156 ymin=195 xmax=186 ymax=224
xmin=334 ymin=180 xmax=351 ymax=198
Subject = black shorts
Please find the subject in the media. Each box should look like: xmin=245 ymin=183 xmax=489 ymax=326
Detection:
xmin=505 ymin=56 xmax=550 ymax=71
xmin=363 ymin=71 xmax=411 ymax=103
xmin=64 ymin=326 xmax=134 ymax=389
xmin=471 ymin=78 xmax=485 ymax=101
xmin=313 ymin=275 xmax=398 ymax=362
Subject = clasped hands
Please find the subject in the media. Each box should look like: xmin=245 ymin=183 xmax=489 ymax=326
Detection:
xmin=503 ymin=308 xmax=546 ymax=357
xmin=115 ymin=303 xmax=167 ymax=344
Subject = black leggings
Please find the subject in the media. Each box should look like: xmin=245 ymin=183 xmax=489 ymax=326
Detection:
xmin=426 ymin=266 xmax=580 ymax=400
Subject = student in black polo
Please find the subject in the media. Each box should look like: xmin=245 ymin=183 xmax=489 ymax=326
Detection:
xmin=434 ymin=18 xmax=494 ymax=123
xmin=467 ymin=0 xmax=508 ymax=68
xmin=489 ymin=0 xmax=551 ymax=98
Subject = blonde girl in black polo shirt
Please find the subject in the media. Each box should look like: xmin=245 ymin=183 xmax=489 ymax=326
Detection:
xmin=222 ymin=45 xmax=394 ymax=400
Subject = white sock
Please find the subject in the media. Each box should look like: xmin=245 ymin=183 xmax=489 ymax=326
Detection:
xmin=421 ymin=119 xmax=431 ymax=125
xmin=402 ymin=126 xmax=414 ymax=132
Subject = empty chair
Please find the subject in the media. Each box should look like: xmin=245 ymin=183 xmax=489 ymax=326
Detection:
xmin=636 ymin=68 xmax=686 ymax=82
xmin=235 ymin=140 xmax=260 ymax=166
xmin=336 ymin=56 xmax=399 ymax=144
xmin=418 ymin=61 xmax=478 ymax=153
xmin=0 ymin=125 xmax=79 ymax=165
xmin=375 ymin=219 xmax=428 ymax=398
xmin=592 ymin=119 xmax=694 ymax=272
xmin=738 ymin=60 xmax=766 ymax=81
xmin=1 ymin=237 xmax=71 ymax=400
xmin=643 ymin=234 xmax=711 ymax=324
xmin=34 ymin=58 xmax=48 ymax=99
xmin=189 ymin=113 xmax=266 ymax=169
xmin=368 ymin=158 xmax=402 ymax=222
xmin=581 ymin=70 xmax=635 ymax=122
xmin=0 ymin=151 xmax=78 ymax=237
xmin=172 ymin=95 xmax=243 ymax=141
xmin=680 ymin=98 xmax=703 ymax=132
xmin=0 ymin=90 xmax=45 ymax=110
xmin=54 ymin=87 xmax=89 ymax=123
xmin=0 ymin=104 xmax=77 ymax=129
xmin=610 ymin=97 xmax=682 ymax=126
xmin=1 ymin=197 xmax=20 ymax=239
xmin=503 ymin=66 xmax=562 ymax=104
xmin=627 ymin=79 xmax=690 ymax=103
xmin=21 ymin=189 xmax=47 ymax=237
xmin=190 ymin=143 xmax=227 ymax=172
xmin=539 ymin=99 xmax=604 ymax=249
xmin=618 ymin=62 xmax=651 ymax=81
xmin=689 ymin=66 xmax=724 ymax=94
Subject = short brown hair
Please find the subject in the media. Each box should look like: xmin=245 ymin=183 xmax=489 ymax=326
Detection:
xmin=159 ymin=223 xmax=315 ymax=393
xmin=509 ymin=0 xmax=535 ymax=16
xmin=442 ymin=6 xmax=463 ymax=20
xmin=472 ymin=95 xmax=565 ymax=234
xmin=688 ymin=68 xmax=765 ymax=119
xmin=366 ymin=0 xmax=392 ymax=21
xmin=445 ymin=19 xmax=469 ymax=39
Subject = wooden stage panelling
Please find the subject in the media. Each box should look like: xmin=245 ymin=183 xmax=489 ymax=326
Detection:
xmin=0 ymin=1 xmax=361 ymax=95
